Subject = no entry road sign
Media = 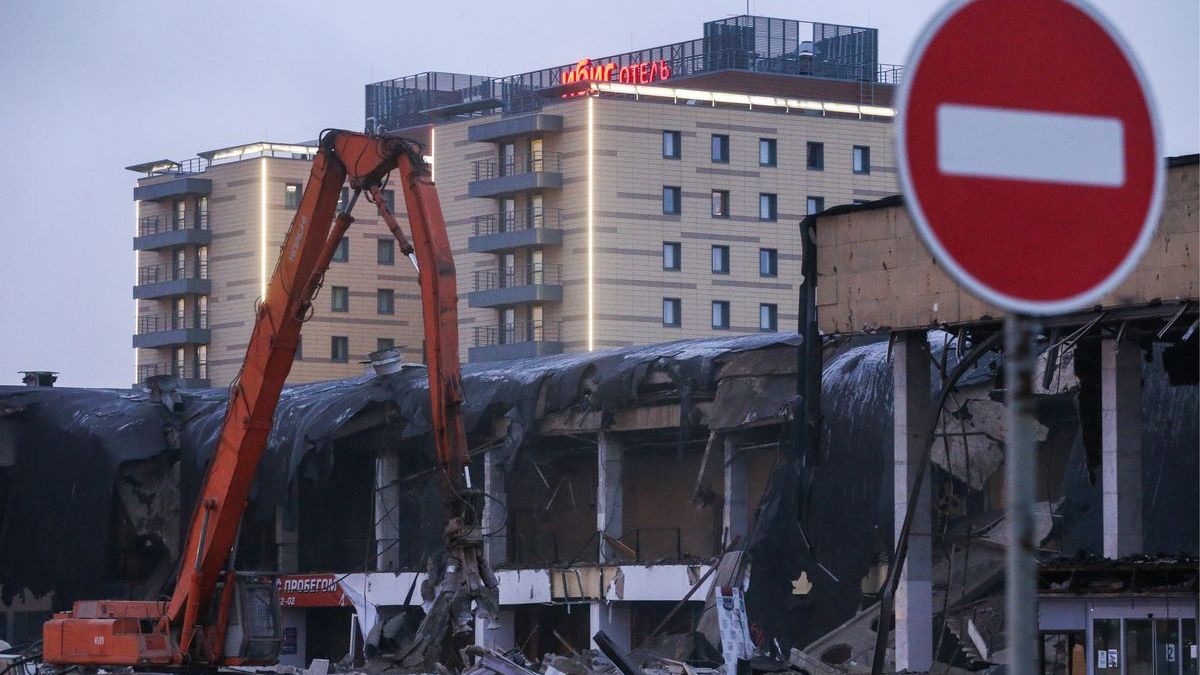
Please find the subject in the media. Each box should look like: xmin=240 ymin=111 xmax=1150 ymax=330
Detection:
xmin=897 ymin=0 xmax=1164 ymax=315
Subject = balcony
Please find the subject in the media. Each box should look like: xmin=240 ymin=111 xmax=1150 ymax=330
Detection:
xmin=468 ymin=264 xmax=562 ymax=308
xmin=467 ymin=114 xmax=563 ymax=143
xmin=469 ymin=320 xmax=563 ymax=363
xmin=469 ymin=208 xmax=563 ymax=253
xmin=133 ymin=260 xmax=211 ymax=300
xmin=468 ymin=151 xmax=563 ymax=198
xmin=132 ymin=312 xmax=211 ymax=349
xmin=133 ymin=214 xmax=212 ymax=251
xmin=134 ymin=364 xmax=210 ymax=390
xmin=132 ymin=176 xmax=212 ymax=202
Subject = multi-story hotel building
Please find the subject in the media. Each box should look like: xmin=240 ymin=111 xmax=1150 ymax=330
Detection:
xmin=129 ymin=15 xmax=902 ymax=385
xmin=128 ymin=144 xmax=424 ymax=388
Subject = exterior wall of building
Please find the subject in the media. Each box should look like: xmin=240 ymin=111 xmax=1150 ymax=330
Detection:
xmin=133 ymin=154 xmax=426 ymax=387
xmin=813 ymin=160 xmax=1198 ymax=334
xmin=429 ymin=93 xmax=896 ymax=361
xmin=588 ymin=97 xmax=895 ymax=349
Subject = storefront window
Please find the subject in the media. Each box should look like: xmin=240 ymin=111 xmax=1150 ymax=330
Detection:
xmin=1157 ymin=620 xmax=1182 ymax=675
xmin=1182 ymin=619 xmax=1197 ymax=675
xmin=1041 ymin=632 xmax=1086 ymax=675
xmin=1095 ymin=619 xmax=1123 ymax=675
xmin=1126 ymin=619 xmax=1154 ymax=675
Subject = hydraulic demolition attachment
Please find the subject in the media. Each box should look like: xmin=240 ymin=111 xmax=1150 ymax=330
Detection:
xmin=42 ymin=130 xmax=498 ymax=669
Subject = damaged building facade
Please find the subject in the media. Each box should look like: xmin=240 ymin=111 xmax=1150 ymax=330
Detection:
xmin=0 ymin=151 xmax=1196 ymax=675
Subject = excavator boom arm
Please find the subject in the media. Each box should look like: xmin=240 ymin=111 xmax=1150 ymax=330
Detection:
xmin=43 ymin=130 xmax=478 ymax=668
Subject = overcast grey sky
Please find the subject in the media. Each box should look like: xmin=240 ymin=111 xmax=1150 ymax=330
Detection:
xmin=0 ymin=0 xmax=1196 ymax=387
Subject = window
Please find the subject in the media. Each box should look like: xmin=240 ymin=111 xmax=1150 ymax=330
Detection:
xmin=807 ymin=196 xmax=825 ymax=214
xmin=760 ymin=304 xmax=778 ymax=332
xmin=807 ymin=142 xmax=824 ymax=170
xmin=331 ymin=286 xmax=349 ymax=312
xmin=853 ymin=145 xmax=871 ymax=174
xmin=711 ymin=301 xmax=730 ymax=330
xmin=662 ymin=186 xmax=681 ymax=215
xmin=759 ymin=138 xmax=777 ymax=166
xmin=711 ymin=134 xmax=729 ymax=163
xmin=663 ymin=242 xmax=681 ymax=271
xmin=711 ymin=190 xmax=730 ymax=218
xmin=663 ymin=298 xmax=682 ymax=327
xmin=663 ymin=130 xmax=681 ymax=159
xmin=759 ymin=248 xmax=778 ymax=277
xmin=296 ymin=336 xmax=302 ymax=360
xmin=377 ymin=288 xmax=394 ymax=315
xmin=376 ymin=338 xmax=395 ymax=352
xmin=381 ymin=189 xmax=396 ymax=213
xmin=332 ymin=236 xmax=349 ymax=262
xmin=284 ymin=183 xmax=302 ymax=208
xmin=336 ymin=187 xmax=349 ymax=212
xmin=331 ymin=336 xmax=349 ymax=362
xmin=498 ymin=142 xmax=516 ymax=176
xmin=377 ymin=239 xmax=395 ymax=265
xmin=759 ymin=193 xmax=777 ymax=221
xmin=711 ymin=245 xmax=730 ymax=274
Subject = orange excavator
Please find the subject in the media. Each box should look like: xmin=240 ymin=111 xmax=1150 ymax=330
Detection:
xmin=42 ymin=130 xmax=498 ymax=669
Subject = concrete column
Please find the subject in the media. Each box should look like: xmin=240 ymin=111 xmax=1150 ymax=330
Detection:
xmin=275 ymin=505 xmax=299 ymax=574
xmin=483 ymin=449 xmax=509 ymax=567
xmin=374 ymin=450 xmax=402 ymax=571
xmin=723 ymin=435 xmax=749 ymax=547
xmin=589 ymin=601 xmax=633 ymax=652
xmin=893 ymin=333 xmax=933 ymax=672
xmin=475 ymin=607 xmax=516 ymax=649
xmin=597 ymin=432 xmax=625 ymax=563
xmin=1101 ymin=339 xmax=1143 ymax=558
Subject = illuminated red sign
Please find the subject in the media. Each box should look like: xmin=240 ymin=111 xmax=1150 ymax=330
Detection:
xmin=561 ymin=58 xmax=672 ymax=86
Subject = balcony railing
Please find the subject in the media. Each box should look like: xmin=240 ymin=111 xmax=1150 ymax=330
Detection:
xmin=138 ymin=213 xmax=210 ymax=237
xmin=472 ymin=264 xmax=560 ymax=292
xmin=472 ymin=151 xmax=561 ymax=180
xmin=137 ymin=311 xmax=209 ymax=334
xmin=137 ymin=260 xmax=208 ymax=285
xmin=473 ymin=208 xmax=561 ymax=236
xmin=135 ymin=361 xmax=208 ymax=383
xmin=472 ymin=320 xmax=561 ymax=348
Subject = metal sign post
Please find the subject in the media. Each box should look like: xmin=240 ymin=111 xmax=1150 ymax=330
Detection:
xmin=1004 ymin=314 xmax=1039 ymax=675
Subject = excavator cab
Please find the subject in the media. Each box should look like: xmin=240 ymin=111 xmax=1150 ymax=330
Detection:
xmin=208 ymin=574 xmax=282 ymax=665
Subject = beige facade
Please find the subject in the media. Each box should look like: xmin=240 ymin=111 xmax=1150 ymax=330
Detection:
xmin=434 ymin=90 xmax=897 ymax=362
xmin=131 ymin=146 xmax=423 ymax=387
xmin=130 ymin=86 xmax=897 ymax=385
xmin=812 ymin=158 xmax=1198 ymax=334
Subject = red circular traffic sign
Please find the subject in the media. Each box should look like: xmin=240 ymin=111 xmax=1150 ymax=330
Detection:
xmin=897 ymin=0 xmax=1164 ymax=315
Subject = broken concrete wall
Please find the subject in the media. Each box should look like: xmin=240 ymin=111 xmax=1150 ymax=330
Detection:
xmin=813 ymin=157 xmax=1198 ymax=334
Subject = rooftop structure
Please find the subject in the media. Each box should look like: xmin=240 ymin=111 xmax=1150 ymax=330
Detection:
xmin=366 ymin=15 xmax=902 ymax=132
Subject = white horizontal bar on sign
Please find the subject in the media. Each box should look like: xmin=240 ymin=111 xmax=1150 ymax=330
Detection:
xmin=936 ymin=104 xmax=1125 ymax=187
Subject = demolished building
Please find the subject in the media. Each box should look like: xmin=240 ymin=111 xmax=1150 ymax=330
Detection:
xmin=0 ymin=157 xmax=1197 ymax=674
xmin=1 ymin=324 xmax=1196 ymax=673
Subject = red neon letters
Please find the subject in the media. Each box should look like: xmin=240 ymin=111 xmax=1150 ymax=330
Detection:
xmin=561 ymin=58 xmax=672 ymax=86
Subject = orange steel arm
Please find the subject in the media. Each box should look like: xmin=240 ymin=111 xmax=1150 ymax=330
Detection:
xmin=165 ymin=130 xmax=472 ymax=660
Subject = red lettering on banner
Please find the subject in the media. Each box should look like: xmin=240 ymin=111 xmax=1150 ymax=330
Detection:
xmin=276 ymin=574 xmax=348 ymax=608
